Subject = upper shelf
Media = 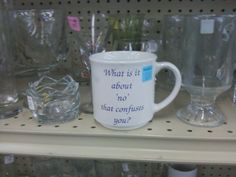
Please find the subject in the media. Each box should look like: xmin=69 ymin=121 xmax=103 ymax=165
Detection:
xmin=0 ymin=85 xmax=236 ymax=164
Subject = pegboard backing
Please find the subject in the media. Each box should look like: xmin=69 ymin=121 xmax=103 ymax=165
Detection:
xmin=12 ymin=156 xmax=236 ymax=177
xmin=13 ymin=0 xmax=236 ymax=16
xmin=12 ymin=0 xmax=236 ymax=45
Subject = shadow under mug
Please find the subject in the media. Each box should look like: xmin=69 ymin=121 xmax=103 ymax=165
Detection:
xmin=89 ymin=51 xmax=181 ymax=130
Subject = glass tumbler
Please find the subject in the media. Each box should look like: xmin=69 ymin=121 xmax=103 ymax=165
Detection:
xmin=158 ymin=15 xmax=185 ymax=89
xmin=0 ymin=4 xmax=20 ymax=118
xmin=177 ymin=15 xmax=236 ymax=127
xmin=26 ymin=75 xmax=80 ymax=124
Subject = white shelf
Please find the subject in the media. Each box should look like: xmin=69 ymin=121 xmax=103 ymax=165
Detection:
xmin=0 ymin=86 xmax=236 ymax=164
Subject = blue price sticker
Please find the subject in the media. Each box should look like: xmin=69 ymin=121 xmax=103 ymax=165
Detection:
xmin=142 ymin=65 xmax=153 ymax=82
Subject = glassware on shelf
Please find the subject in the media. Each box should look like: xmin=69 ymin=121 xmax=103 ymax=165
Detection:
xmin=158 ymin=15 xmax=185 ymax=89
xmin=120 ymin=162 xmax=145 ymax=177
xmin=13 ymin=9 xmax=68 ymax=77
xmin=73 ymin=159 xmax=96 ymax=177
xmin=28 ymin=157 xmax=79 ymax=177
xmin=26 ymin=75 xmax=80 ymax=125
xmin=95 ymin=160 xmax=121 ymax=177
xmin=177 ymin=15 xmax=236 ymax=127
xmin=0 ymin=155 xmax=16 ymax=177
xmin=116 ymin=39 xmax=158 ymax=53
xmin=0 ymin=3 xmax=20 ymax=118
xmin=73 ymin=14 xmax=108 ymax=114
xmin=106 ymin=14 xmax=144 ymax=51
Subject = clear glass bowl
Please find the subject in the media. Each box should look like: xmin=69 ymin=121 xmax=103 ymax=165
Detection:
xmin=26 ymin=75 xmax=80 ymax=124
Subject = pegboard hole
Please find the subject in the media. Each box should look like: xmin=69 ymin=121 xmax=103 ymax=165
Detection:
xmin=91 ymin=126 xmax=96 ymax=129
xmin=227 ymin=130 xmax=233 ymax=134
xmin=4 ymin=123 xmax=9 ymax=126
xmin=187 ymin=129 xmax=192 ymax=132
xmin=21 ymin=124 xmax=26 ymax=127
xmin=167 ymin=129 xmax=172 ymax=132
xmin=224 ymin=122 xmax=227 ymax=124
xmin=147 ymin=128 xmax=152 ymax=131
xmin=14 ymin=116 xmax=18 ymax=119
xmin=54 ymin=125 xmax=60 ymax=128
xmin=73 ymin=126 xmax=78 ymax=128
xmin=166 ymin=120 xmax=171 ymax=123
xmin=38 ymin=125 xmax=42 ymax=127
xmin=208 ymin=130 xmax=213 ymax=133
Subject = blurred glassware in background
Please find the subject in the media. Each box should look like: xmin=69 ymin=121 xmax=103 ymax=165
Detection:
xmin=13 ymin=9 xmax=68 ymax=77
xmin=106 ymin=14 xmax=144 ymax=51
xmin=177 ymin=14 xmax=236 ymax=127
xmin=106 ymin=15 xmax=159 ymax=53
xmin=158 ymin=15 xmax=185 ymax=90
xmin=116 ymin=39 xmax=158 ymax=53
xmin=0 ymin=1 xmax=21 ymax=119
xmin=26 ymin=75 xmax=80 ymax=124
xmin=120 ymin=161 xmax=145 ymax=177
xmin=33 ymin=157 xmax=73 ymax=177
xmin=73 ymin=159 xmax=96 ymax=177
xmin=0 ymin=154 xmax=16 ymax=177
xmin=69 ymin=13 xmax=108 ymax=114
xmin=232 ymin=71 xmax=236 ymax=104
xmin=95 ymin=160 xmax=121 ymax=177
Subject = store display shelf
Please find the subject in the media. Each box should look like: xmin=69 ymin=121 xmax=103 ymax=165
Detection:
xmin=0 ymin=86 xmax=236 ymax=164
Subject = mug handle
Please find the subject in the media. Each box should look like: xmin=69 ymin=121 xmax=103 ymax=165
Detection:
xmin=153 ymin=62 xmax=182 ymax=113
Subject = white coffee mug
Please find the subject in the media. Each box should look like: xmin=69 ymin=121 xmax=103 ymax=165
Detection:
xmin=168 ymin=164 xmax=197 ymax=177
xmin=89 ymin=51 xmax=181 ymax=130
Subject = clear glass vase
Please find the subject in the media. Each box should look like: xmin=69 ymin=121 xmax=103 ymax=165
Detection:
xmin=177 ymin=15 xmax=236 ymax=127
xmin=0 ymin=3 xmax=20 ymax=118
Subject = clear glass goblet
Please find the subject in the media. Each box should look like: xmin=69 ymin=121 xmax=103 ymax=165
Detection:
xmin=177 ymin=15 xmax=236 ymax=127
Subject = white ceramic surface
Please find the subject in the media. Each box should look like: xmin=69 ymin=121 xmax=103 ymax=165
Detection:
xmin=90 ymin=51 xmax=181 ymax=130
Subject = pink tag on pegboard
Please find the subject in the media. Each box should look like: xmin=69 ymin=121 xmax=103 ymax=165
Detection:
xmin=67 ymin=16 xmax=81 ymax=32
